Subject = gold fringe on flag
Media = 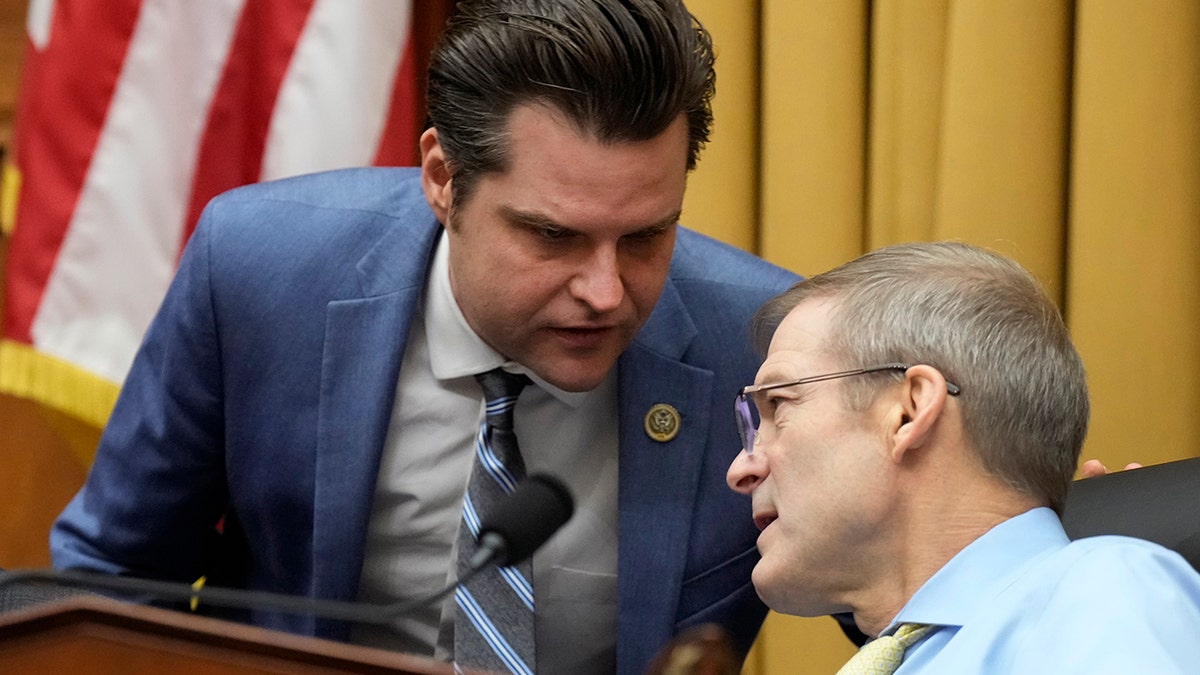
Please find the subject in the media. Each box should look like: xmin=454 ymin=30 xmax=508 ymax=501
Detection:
xmin=1 ymin=163 xmax=20 ymax=236
xmin=0 ymin=339 xmax=119 ymax=452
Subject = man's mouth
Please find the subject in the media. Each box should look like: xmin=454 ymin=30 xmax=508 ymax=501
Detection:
xmin=550 ymin=325 xmax=617 ymax=347
xmin=753 ymin=511 xmax=778 ymax=532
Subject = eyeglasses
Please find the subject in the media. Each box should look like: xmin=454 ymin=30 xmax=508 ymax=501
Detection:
xmin=734 ymin=363 xmax=962 ymax=453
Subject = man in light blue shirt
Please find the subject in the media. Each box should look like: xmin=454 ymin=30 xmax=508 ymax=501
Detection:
xmin=726 ymin=241 xmax=1200 ymax=673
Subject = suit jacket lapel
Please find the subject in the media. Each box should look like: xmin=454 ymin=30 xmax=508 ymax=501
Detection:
xmin=616 ymin=280 xmax=713 ymax=671
xmin=311 ymin=213 xmax=441 ymax=633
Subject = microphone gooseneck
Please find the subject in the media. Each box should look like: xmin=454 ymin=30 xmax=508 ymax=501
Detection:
xmin=0 ymin=474 xmax=575 ymax=626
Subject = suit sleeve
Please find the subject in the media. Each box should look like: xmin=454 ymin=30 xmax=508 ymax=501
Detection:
xmin=51 ymin=207 xmax=231 ymax=581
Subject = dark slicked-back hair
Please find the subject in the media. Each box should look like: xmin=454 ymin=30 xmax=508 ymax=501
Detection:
xmin=426 ymin=0 xmax=715 ymax=206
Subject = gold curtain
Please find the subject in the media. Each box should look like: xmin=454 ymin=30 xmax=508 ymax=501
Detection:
xmin=685 ymin=1 xmax=1200 ymax=672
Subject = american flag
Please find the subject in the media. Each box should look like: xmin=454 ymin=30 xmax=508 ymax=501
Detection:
xmin=1 ymin=0 xmax=433 ymax=427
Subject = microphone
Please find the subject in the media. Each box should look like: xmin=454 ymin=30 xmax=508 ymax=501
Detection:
xmin=0 ymin=473 xmax=574 ymax=626
xmin=469 ymin=473 xmax=574 ymax=569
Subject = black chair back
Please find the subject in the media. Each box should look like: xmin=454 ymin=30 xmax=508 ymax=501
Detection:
xmin=1061 ymin=457 xmax=1200 ymax=572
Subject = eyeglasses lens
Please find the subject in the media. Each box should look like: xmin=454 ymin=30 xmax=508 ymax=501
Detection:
xmin=735 ymin=394 xmax=759 ymax=453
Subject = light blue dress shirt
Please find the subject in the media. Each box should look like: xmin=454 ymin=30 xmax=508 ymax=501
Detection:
xmin=885 ymin=508 xmax=1200 ymax=673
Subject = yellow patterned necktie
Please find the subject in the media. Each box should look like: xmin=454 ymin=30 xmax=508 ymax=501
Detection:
xmin=835 ymin=623 xmax=933 ymax=675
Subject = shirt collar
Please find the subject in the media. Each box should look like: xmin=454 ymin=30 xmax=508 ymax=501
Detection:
xmin=887 ymin=507 xmax=1069 ymax=631
xmin=424 ymin=230 xmax=592 ymax=408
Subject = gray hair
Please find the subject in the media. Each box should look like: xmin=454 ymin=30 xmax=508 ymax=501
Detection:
xmin=752 ymin=241 xmax=1089 ymax=514
xmin=426 ymin=0 xmax=715 ymax=208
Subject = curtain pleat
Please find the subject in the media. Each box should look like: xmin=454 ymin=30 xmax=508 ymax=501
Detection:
xmin=1068 ymin=0 xmax=1200 ymax=478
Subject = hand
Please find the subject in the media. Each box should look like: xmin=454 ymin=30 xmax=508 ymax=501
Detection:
xmin=645 ymin=624 xmax=738 ymax=675
xmin=1079 ymin=459 xmax=1144 ymax=479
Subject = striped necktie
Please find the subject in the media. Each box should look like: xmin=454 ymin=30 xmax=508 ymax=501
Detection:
xmin=454 ymin=368 xmax=534 ymax=674
xmin=835 ymin=623 xmax=933 ymax=675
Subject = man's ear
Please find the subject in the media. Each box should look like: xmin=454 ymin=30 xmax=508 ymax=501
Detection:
xmin=420 ymin=127 xmax=452 ymax=224
xmin=890 ymin=364 xmax=951 ymax=462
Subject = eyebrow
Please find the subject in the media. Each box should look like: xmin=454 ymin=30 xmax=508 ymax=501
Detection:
xmin=751 ymin=368 xmax=792 ymax=388
xmin=499 ymin=205 xmax=681 ymax=236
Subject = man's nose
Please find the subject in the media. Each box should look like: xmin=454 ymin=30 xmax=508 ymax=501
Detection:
xmin=726 ymin=448 xmax=768 ymax=494
xmin=570 ymin=245 xmax=624 ymax=313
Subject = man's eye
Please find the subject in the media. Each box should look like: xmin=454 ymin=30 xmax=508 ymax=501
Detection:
xmin=766 ymin=393 xmax=802 ymax=418
xmin=754 ymin=394 xmax=777 ymax=416
xmin=624 ymin=225 xmax=669 ymax=244
xmin=536 ymin=225 xmax=573 ymax=241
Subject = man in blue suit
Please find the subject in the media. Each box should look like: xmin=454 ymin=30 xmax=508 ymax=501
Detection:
xmin=51 ymin=1 xmax=797 ymax=672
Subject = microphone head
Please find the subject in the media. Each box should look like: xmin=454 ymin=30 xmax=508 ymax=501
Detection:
xmin=478 ymin=473 xmax=575 ymax=567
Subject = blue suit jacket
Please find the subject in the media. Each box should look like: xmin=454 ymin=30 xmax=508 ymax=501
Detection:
xmin=52 ymin=167 xmax=799 ymax=673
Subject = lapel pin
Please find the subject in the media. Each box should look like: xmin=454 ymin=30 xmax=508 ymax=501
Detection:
xmin=644 ymin=403 xmax=681 ymax=442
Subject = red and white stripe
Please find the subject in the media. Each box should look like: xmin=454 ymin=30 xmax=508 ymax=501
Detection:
xmin=5 ymin=0 xmax=419 ymax=387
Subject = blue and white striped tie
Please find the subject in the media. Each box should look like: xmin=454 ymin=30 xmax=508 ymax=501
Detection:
xmin=454 ymin=368 xmax=534 ymax=674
